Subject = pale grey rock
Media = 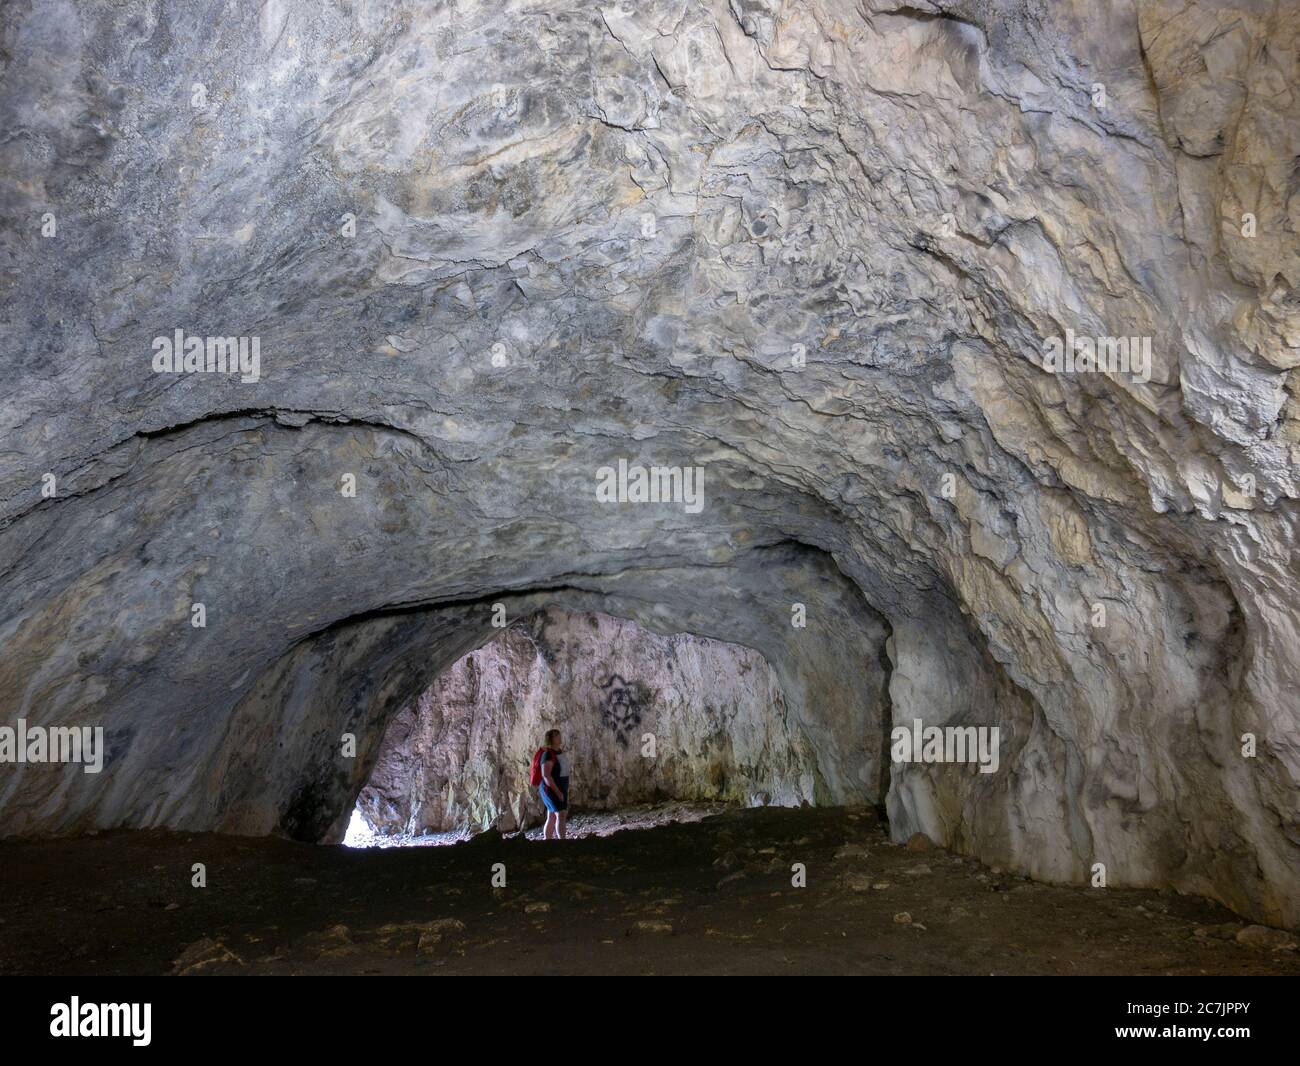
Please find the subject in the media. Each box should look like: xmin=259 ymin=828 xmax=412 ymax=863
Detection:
xmin=0 ymin=0 xmax=1296 ymax=930
xmin=1234 ymin=924 xmax=1297 ymax=951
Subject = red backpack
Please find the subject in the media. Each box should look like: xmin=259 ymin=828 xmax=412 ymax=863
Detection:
xmin=529 ymin=747 xmax=548 ymax=787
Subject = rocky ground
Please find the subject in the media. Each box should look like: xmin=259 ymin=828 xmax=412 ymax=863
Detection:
xmin=346 ymin=800 xmax=733 ymax=847
xmin=2 ymin=806 xmax=1295 ymax=977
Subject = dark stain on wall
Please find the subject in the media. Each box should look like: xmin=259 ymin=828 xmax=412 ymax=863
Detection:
xmin=596 ymin=673 xmax=647 ymax=747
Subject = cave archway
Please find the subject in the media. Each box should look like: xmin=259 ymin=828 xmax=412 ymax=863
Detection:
xmin=2 ymin=0 xmax=1298 ymax=942
xmin=345 ymin=606 xmax=843 ymax=845
xmin=198 ymin=537 xmax=898 ymax=846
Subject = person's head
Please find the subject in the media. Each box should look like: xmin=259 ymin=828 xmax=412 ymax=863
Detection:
xmin=544 ymin=728 xmax=562 ymax=750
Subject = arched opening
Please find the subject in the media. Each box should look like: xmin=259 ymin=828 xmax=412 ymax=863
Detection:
xmin=343 ymin=608 xmax=824 ymax=846
xmin=4 ymin=0 xmax=1299 ymax=986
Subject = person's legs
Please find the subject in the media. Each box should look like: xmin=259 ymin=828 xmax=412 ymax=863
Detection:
xmin=540 ymin=785 xmax=559 ymax=839
xmin=557 ymin=776 xmax=569 ymax=839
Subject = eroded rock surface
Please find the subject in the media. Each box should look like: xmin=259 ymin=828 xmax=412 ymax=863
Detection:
xmin=0 ymin=0 xmax=1297 ymax=928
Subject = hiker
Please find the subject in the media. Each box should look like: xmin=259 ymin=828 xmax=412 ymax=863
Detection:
xmin=530 ymin=729 xmax=569 ymax=840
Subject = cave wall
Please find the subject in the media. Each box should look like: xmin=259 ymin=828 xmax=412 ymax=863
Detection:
xmin=0 ymin=0 xmax=1297 ymax=928
xmin=356 ymin=608 xmax=859 ymax=836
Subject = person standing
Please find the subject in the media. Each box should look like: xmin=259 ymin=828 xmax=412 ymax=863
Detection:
xmin=534 ymin=729 xmax=568 ymax=840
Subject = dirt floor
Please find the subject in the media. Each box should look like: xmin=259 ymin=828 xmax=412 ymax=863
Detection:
xmin=2 ymin=805 xmax=1296 ymax=976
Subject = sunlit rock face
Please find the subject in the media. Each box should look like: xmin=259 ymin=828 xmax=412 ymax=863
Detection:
xmin=0 ymin=0 xmax=1297 ymax=927
xmin=356 ymin=609 xmax=865 ymax=836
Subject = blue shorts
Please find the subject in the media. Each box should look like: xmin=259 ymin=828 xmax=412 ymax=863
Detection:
xmin=540 ymin=777 xmax=569 ymax=813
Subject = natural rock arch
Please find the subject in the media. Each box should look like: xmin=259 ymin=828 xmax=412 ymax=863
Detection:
xmin=0 ymin=0 xmax=1296 ymax=932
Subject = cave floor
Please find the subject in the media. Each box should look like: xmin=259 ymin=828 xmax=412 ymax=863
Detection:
xmin=2 ymin=806 xmax=1295 ymax=976
xmin=347 ymin=799 xmax=733 ymax=847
